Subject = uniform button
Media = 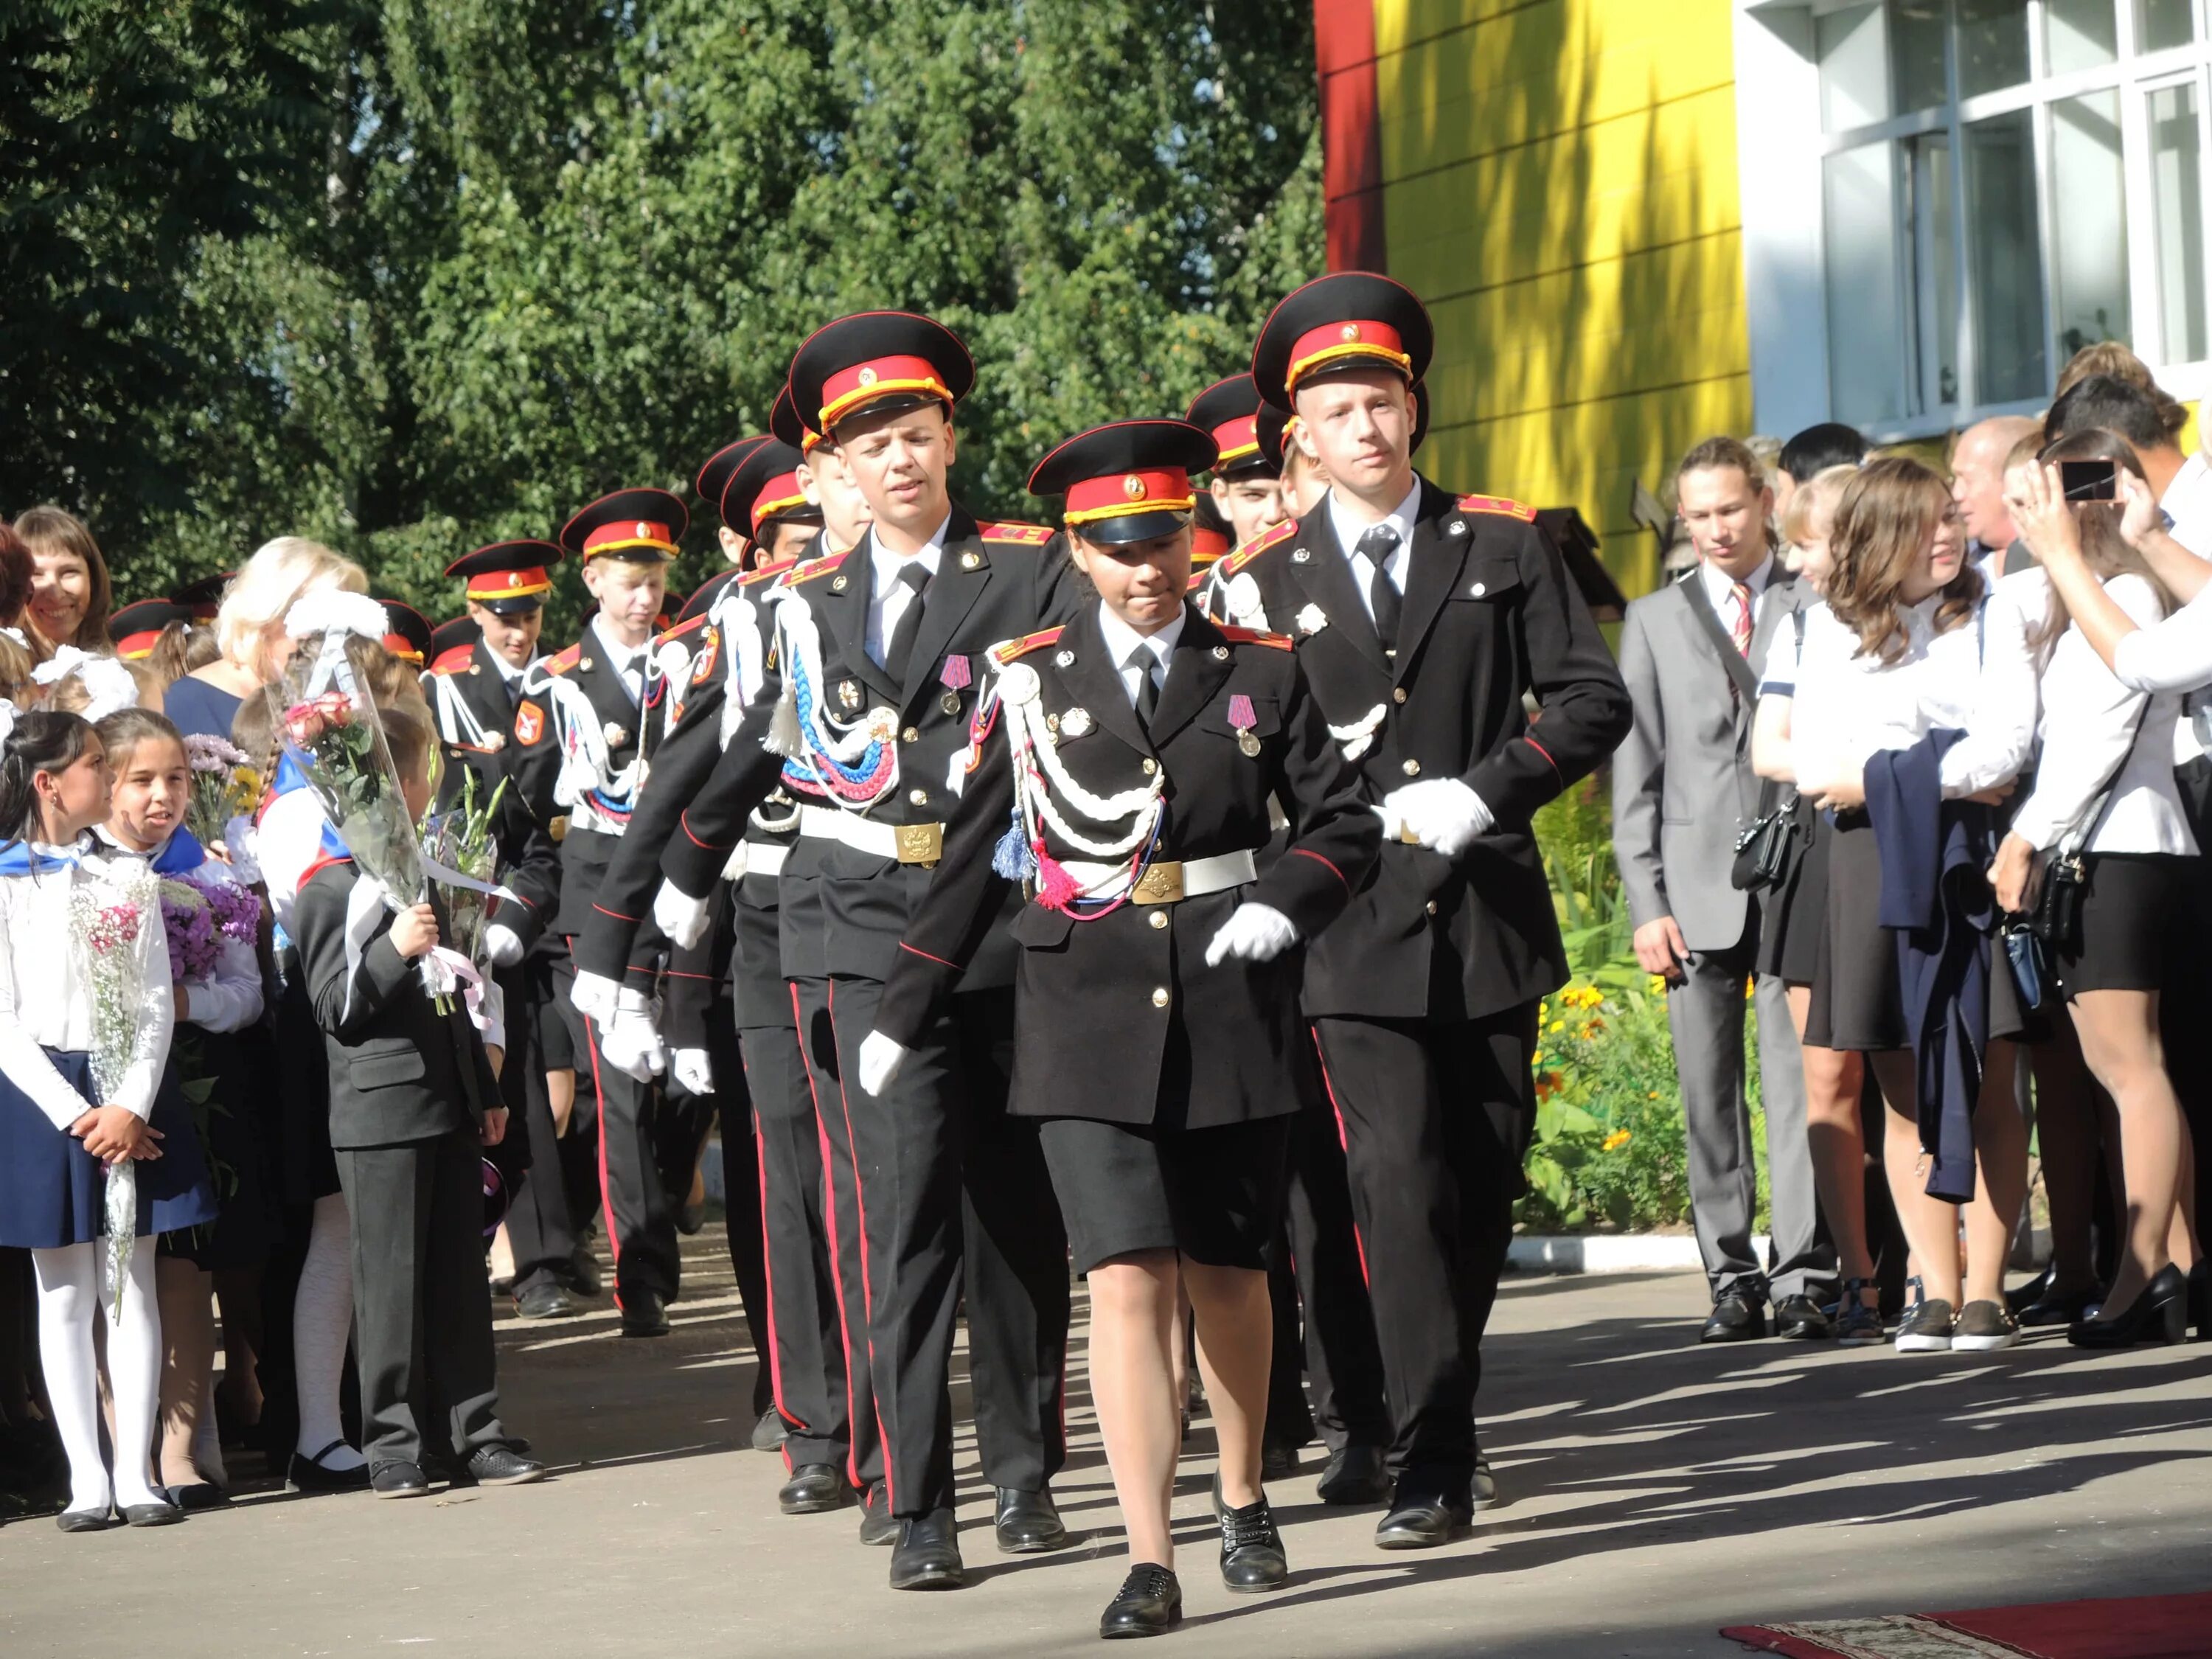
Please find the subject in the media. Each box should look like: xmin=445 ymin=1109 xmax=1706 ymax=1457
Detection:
xmin=908 ymin=788 xmax=928 ymax=805
xmin=1151 ymin=987 xmax=1170 ymax=1008
xmin=1148 ymin=911 xmax=1169 ymax=931
xmin=902 ymin=726 xmax=919 ymax=744
xmin=1402 ymin=758 xmax=1422 ymax=777
xmin=1425 ymin=900 xmax=1439 ymax=915
xmin=1141 ymin=758 xmax=1158 ymax=776
xmin=1393 ymin=687 xmax=1408 ymax=704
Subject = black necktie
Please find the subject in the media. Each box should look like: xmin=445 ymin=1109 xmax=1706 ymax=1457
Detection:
xmin=880 ymin=561 xmax=931 ymax=681
xmin=1359 ymin=524 xmax=1403 ymax=655
xmin=1130 ymin=649 xmax=1160 ymax=729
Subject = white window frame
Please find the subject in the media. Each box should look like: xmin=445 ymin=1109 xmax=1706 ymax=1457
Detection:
xmin=1736 ymin=0 xmax=2212 ymax=442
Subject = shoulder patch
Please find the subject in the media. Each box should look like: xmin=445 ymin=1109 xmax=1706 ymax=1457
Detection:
xmin=1456 ymin=493 xmax=1538 ymax=522
xmin=1217 ymin=625 xmax=1294 ymax=652
xmin=740 ymin=554 xmax=799 ymax=588
xmin=784 ymin=550 xmax=850 ymax=585
xmin=428 ymin=644 xmax=476 ymax=678
xmin=542 ymin=643 xmax=583 ymax=676
xmin=978 ymin=520 xmax=1054 ymax=546
xmin=989 ymin=625 xmax=1065 ymax=666
xmin=1217 ymin=518 xmax=1298 ymax=577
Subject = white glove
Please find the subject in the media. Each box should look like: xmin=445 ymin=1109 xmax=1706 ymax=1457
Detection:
xmin=1382 ymin=778 xmax=1492 ymax=858
xmin=599 ymin=989 xmax=667 ymax=1083
xmin=654 ymin=880 xmax=714 ymax=951
xmin=671 ymin=1048 xmax=714 ymax=1095
xmin=1205 ymin=902 xmax=1298 ymax=967
xmin=570 ymin=969 xmax=621 ymax=1026
xmin=483 ymin=923 xmax=525 ymax=968
xmin=857 ymin=1030 xmax=908 ymax=1098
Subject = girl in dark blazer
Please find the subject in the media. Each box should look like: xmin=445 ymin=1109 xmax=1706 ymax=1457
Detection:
xmin=860 ymin=422 xmax=1380 ymax=1639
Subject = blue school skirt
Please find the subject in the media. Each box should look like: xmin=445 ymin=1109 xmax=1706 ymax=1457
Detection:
xmin=0 ymin=1048 xmax=220 ymax=1249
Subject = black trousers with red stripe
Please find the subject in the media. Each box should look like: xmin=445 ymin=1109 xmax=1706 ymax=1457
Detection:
xmin=1311 ymin=1003 xmax=1537 ymax=1500
xmin=825 ymin=975 xmax=1071 ymax=1518
xmin=1284 ymin=1093 xmax=1392 ymax=1452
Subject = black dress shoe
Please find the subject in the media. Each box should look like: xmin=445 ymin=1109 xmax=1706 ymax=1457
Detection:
xmin=779 ymin=1463 xmax=850 ymax=1515
xmin=1219 ymin=1492 xmax=1288 ymax=1590
xmin=564 ymin=1245 xmax=603 ymax=1297
xmin=1099 ymin=1564 xmax=1183 ymax=1638
xmin=1374 ymin=1487 xmax=1471 ymax=1551
xmin=858 ymin=1481 xmax=898 ymax=1545
xmin=993 ymin=1485 xmax=1068 ymax=1553
xmin=1774 ymin=1294 xmax=1832 ymax=1340
xmin=1260 ymin=1439 xmax=1299 ymax=1482
xmin=1315 ymin=1442 xmax=1392 ymax=1506
xmin=287 ymin=1442 xmax=371 ymax=1493
xmin=167 ymin=1481 xmax=229 ymax=1512
xmin=1700 ymin=1290 xmax=1767 ymax=1343
xmin=1470 ymin=1449 xmax=1499 ymax=1512
xmin=888 ymin=1506 xmax=965 ymax=1590
xmin=370 ymin=1461 xmax=430 ymax=1499
xmin=122 ymin=1499 xmax=184 ymax=1528
xmin=514 ymin=1281 xmax=579 ymax=1321
xmin=2014 ymin=1277 xmax=2101 ymax=1328
xmin=462 ymin=1445 xmax=546 ymax=1486
xmin=2070 ymin=1264 xmax=2190 ymax=1348
xmin=619 ymin=1289 xmax=670 ymax=1338
xmin=55 ymin=1506 xmax=117 ymax=1533
xmin=750 ymin=1407 xmax=788 ymax=1453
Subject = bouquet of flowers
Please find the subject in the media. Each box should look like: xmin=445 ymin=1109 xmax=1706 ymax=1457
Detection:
xmin=158 ymin=871 xmax=262 ymax=988
xmin=422 ymin=768 xmax=508 ymax=968
xmin=182 ymin=734 xmax=262 ymax=850
xmin=71 ymin=860 xmax=163 ymax=1315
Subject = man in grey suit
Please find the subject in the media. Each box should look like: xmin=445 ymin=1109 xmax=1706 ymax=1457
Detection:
xmin=1613 ymin=437 xmax=1832 ymax=1343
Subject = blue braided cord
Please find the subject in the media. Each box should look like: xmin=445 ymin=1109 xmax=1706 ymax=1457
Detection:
xmin=787 ymin=652 xmax=890 ymax=787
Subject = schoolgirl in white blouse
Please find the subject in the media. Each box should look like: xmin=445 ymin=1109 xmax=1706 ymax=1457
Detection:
xmin=1997 ymin=436 xmax=2202 ymax=1347
xmin=0 ymin=711 xmax=216 ymax=1528
xmin=1784 ymin=457 xmax=2034 ymax=1354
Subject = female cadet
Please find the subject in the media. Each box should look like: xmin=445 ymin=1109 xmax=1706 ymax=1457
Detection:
xmin=855 ymin=420 xmax=1380 ymax=1639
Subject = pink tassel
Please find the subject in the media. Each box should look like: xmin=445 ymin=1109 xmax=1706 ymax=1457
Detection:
xmin=1032 ymin=846 xmax=1079 ymax=911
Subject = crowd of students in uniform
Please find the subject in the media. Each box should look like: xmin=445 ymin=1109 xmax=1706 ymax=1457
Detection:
xmin=6 ymin=279 xmax=2202 ymax=1645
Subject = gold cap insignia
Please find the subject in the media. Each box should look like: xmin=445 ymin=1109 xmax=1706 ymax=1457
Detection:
xmin=857 ymin=366 xmax=878 ymax=387
xmin=1340 ymin=323 xmax=1361 ymax=342
xmin=1123 ymin=475 xmax=1147 ymax=500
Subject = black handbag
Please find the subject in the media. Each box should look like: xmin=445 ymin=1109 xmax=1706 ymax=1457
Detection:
xmin=2023 ymin=703 xmax=2144 ymax=959
xmin=2003 ymin=920 xmax=2051 ymax=1011
xmin=1731 ymin=788 xmax=1806 ymax=892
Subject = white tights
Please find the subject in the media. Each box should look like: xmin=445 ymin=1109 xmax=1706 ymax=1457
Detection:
xmin=32 ymin=1241 xmax=164 ymax=1514
xmin=293 ymin=1192 xmax=364 ymax=1471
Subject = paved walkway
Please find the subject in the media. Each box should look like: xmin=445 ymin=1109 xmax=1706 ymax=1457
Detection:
xmin=5 ymin=1240 xmax=2210 ymax=1658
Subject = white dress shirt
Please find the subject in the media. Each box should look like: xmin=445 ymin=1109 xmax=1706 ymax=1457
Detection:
xmin=2161 ymin=451 xmax=2212 ymax=557
xmin=2112 ymin=579 xmax=2212 ymax=695
xmin=2011 ymin=574 xmax=2197 ymax=856
xmin=1096 ymin=603 xmax=1184 ymax=710
xmin=0 ymin=851 xmax=176 ymax=1129
xmin=1328 ymin=480 xmax=1422 ymax=623
xmin=863 ymin=517 xmax=950 ymax=666
xmin=1695 ymin=552 xmax=1775 ymax=645
xmin=589 ymin=612 xmax=651 ymax=705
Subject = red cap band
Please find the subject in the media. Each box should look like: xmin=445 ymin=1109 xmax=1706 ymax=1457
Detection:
xmin=582 ymin=521 xmax=675 ymax=557
xmin=1209 ymin=413 xmax=1261 ymax=465
xmin=818 ymin=355 xmax=954 ymax=428
xmin=465 ymin=566 xmax=552 ymax=600
xmin=382 ymin=635 xmax=424 ymax=664
xmin=115 ymin=632 xmax=164 ymax=661
xmin=1063 ymin=468 xmax=1194 ymax=526
xmin=1287 ymin=319 xmax=1410 ymax=390
xmin=750 ymin=473 xmax=809 ymax=534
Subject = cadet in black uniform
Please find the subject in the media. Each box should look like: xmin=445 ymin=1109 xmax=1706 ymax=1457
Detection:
xmin=1233 ymin=274 xmax=1631 ymax=1548
xmin=858 ymin=419 xmax=1380 ymax=1638
xmin=581 ymin=313 xmax=1077 ymax=1590
xmin=534 ymin=489 xmax=686 ymax=1336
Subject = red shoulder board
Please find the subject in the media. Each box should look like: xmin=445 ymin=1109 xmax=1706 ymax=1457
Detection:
xmin=653 ymin=613 xmax=710 ymax=649
xmin=990 ymin=625 xmax=1065 ymax=665
xmin=542 ymin=643 xmax=583 ymax=676
xmin=428 ymin=644 xmax=476 ymax=677
xmin=784 ymin=550 xmax=850 ymax=585
xmin=740 ymin=555 xmax=799 ymax=588
xmin=978 ymin=520 xmax=1053 ymax=546
xmin=1217 ymin=626 xmax=1293 ymax=651
xmin=1456 ymin=493 xmax=1537 ymax=521
xmin=1217 ymin=518 xmax=1298 ymax=578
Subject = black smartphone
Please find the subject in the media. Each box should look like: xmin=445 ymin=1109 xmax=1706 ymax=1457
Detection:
xmin=2060 ymin=459 xmax=2118 ymax=501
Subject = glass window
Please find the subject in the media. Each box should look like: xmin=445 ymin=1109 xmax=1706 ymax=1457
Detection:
xmin=1826 ymin=142 xmax=1909 ymax=424
xmin=2045 ymin=0 xmax=2119 ymax=74
xmin=1955 ymin=0 xmax=2031 ymax=97
xmin=2140 ymin=0 xmax=2199 ymax=54
xmin=1821 ymin=5 xmax=1893 ymax=131
xmin=1907 ymin=132 xmax=1963 ymax=408
xmin=1892 ymin=1 xmax=1952 ymax=111
xmin=1964 ymin=109 xmax=2048 ymax=400
xmin=2149 ymin=80 xmax=2208 ymax=360
xmin=2049 ymin=92 xmax=2132 ymax=358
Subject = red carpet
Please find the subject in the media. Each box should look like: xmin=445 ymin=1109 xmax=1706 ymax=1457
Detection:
xmin=1722 ymin=1591 xmax=2212 ymax=1658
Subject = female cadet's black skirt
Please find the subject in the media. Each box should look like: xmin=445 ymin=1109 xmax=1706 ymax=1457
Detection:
xmin=1039 ymin=1115 xmax=1292 ymax=1278
xmin=2060 ymin=852 xmax=2193 ymax=996
xmin=1759 ymin=804 xmax=1831 ymax=987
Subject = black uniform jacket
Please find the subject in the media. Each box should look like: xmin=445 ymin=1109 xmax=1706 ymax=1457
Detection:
xmin=533 ymin=624 xmax=672 ymax=939
xmin=296 ymin=862 xmax=502 ymax=1151
xmin=588 ymin=509 xmax=1082 ymax=990
xmin=1220 ymin=477 xmax=1630 ymax=1022
xmin=425 ymin=639 xmax=564 ymax=832
xmin=872 ymin=604 xmax=1379 ymax=1130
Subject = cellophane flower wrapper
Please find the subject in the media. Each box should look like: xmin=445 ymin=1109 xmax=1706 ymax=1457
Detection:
xmin=267 ymin=641 xmax=425 ymax=910
xmin=182 ymin=734 xmax=260 ymax=849
xmin=422 ymin=768 xmax=507 ymax=967
xmin=72 ymin=863 xmax=164 ymax=1317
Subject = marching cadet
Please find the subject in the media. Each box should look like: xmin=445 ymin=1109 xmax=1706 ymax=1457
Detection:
xmin=1229 ymin=274 xmax=1630 ymax=1548
xmin=534 ymin=488 xmax=686 ymax=1337
xmin=855 ymin=419 xmax=1380 ymax=1638
xmin=423 ymin=543 xmax=583 ymax=1318
xmin=580 ymin=312 xmax=1078 ymax=1590
xmin=1186 ymin=375 xmax=1291 ymax=549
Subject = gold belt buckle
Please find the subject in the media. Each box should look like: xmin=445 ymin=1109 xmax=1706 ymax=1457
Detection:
xmin=549 ymin=814 xmax=570 ymax=844
xmin=1133 ymin=860 xmax=1184 ymax=905
xmin=894 ymin=821 xmax=944 ymax=866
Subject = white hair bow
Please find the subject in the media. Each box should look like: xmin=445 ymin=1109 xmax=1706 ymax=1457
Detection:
xmin=32 ymin=647 xmax=140 ymax=723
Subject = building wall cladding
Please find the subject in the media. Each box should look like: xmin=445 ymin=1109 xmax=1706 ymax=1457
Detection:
xmin=1329 ymin=0 xmax=1751 ymax=598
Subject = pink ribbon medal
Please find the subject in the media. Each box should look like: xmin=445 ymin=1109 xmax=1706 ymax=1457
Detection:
xmin=1228 ymin=692 xmax=1262 ymax=757
xmin=938 ymin=654 xmax=972 ymax=715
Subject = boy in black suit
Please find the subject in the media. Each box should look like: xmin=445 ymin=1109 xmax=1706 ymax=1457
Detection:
xmin=294 ymin=696 xmax=546 ymax=1498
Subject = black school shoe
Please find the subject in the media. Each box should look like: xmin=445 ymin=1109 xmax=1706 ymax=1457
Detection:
xmin=1218 ymin=1492 xmax=1288 ymax=1591
xmin=288 ymin=1441 xmax=371 ymax=1494
xmin=887 ymin=1506 xmax=965 ymax=1590
xmin=1100 ymin=1565 xmax=1182 ymax=1638
xmin=619 ymin=1288 xmax=671 ymax=1338
xmin=1774 ymin=1294 xmax=1834 ymax=1340
xmin=777 ymin=1463 xmax=849 ymax=1515
xmin=857 ymin=1481 xmax=898 ymax=1545
xmin=1374 ymin=1481 xmax=1472 ymax=1550
xmin=1700 ymin=1290 xmax=1767 ymax=1343
xmin=370 ymin=1461 xmax=430 ymax=1499
xmin=453 ymin=1445 xmax=546 ymax=1486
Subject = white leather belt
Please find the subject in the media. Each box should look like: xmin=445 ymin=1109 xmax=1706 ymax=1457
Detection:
xmin=720 ymin=841 xmax=789 ymax=881
xmin=798 ymin=801 xmax=945 ymax=865
xmin=1058 ymin=848 xmax=1258 ymax=905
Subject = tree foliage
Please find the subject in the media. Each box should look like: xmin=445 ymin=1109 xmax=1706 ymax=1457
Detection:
xmin=1 ymin=0 xmax=1320 ymax=626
